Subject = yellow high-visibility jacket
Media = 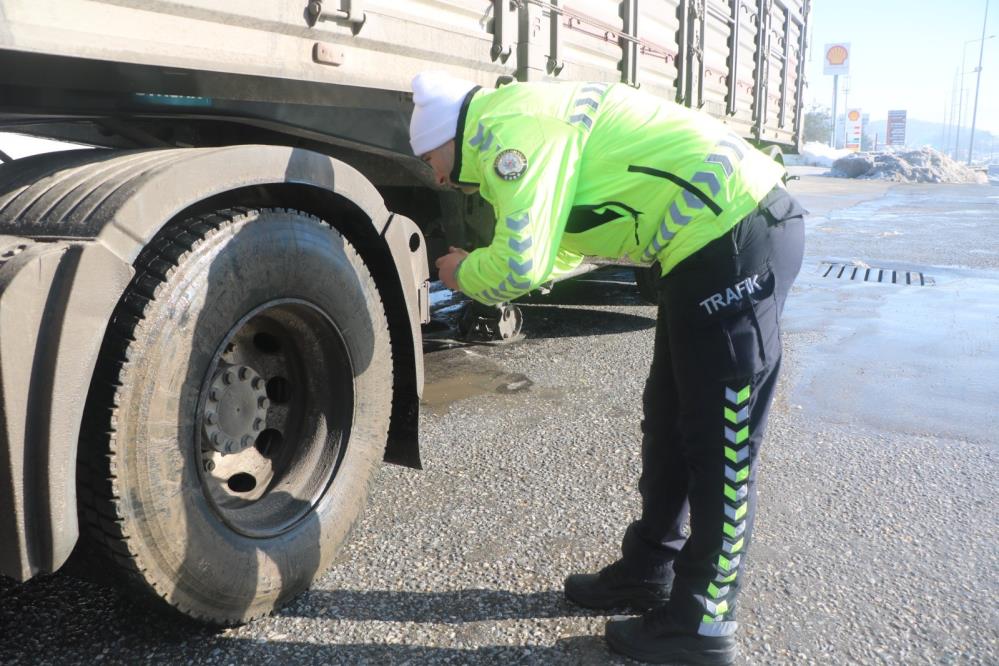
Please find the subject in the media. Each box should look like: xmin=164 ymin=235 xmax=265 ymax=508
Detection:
xmin=451 ymin=81 xmax=785 ymax=305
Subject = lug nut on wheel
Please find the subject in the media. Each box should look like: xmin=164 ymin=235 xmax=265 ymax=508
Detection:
xmin=203 ymin=363 xmax=271 ymax=454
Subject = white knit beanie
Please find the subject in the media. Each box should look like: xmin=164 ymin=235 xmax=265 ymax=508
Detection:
xmin=409 ymin=71 xmax=478 ymax=155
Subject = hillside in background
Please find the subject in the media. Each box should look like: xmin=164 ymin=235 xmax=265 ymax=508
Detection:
xmin=864 ymin=117 xmax=997 ymax=161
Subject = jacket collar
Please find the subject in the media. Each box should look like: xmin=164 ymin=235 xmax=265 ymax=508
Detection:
xmin=449 ymin=86 xmax=483 ymax=186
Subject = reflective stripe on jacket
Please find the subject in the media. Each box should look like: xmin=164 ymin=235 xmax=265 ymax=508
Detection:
xmin=450 ymin=81 xmax=785 ymax=305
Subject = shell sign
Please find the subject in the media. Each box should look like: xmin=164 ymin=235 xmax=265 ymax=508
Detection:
xmin=823 ymin=43 xmax=850 ymax=75
xmin=845 ymin=108 xmax=863 ymax=152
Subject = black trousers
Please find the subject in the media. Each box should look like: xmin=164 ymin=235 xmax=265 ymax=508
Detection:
xmin=621 ymin=187 xmax=805 ymax=637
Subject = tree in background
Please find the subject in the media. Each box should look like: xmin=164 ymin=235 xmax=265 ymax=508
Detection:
xmin=862 ymin=129 xmax=876 ymax=152
xmin=802 ymin=103 xmax=832 ymax=144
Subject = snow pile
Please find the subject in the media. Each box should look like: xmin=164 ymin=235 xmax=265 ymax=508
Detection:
xmin=795 ymin=141 xmax=853 ymax=167
xmin=831 ymin=147 xmax=987 ymax=184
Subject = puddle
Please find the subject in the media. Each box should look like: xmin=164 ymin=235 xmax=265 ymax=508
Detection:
xmin=422 ymin=350 xmax=537 ymax=414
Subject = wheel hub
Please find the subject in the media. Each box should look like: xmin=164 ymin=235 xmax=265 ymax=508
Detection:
xmin=203 ymin=365 xmax=269 ymax=454
xmin=196 ymin=299 xmax=353 ymax=537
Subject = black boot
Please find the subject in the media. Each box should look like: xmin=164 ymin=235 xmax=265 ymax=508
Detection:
xmin=605 ymin=613 xmax=737 ymax=665
xmin=564 ymin=560 xmax=670 ymax=611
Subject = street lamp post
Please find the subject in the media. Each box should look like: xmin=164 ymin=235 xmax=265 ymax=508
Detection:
xmin=947 ymin=68 xmax=959 ymax=153
xmin=955 ymin=32 xmax=995 ymax=159
xmin=968 ymin=0 xmax=992 ymax=164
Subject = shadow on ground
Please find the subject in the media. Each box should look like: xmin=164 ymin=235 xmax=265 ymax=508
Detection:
xmin=517 ymin=303 xmax=654 ymax=340
xmin=423 ymin=267 xmax=655 ymax=351
xmin=279 ymin=588 xmax=599 ymax=622
xmin=424 ymin=302 xmax=655 ymax=353
xmin=0 ymin=575 xmax=621 ymax=665
xmin=0 ymin=572 xmax=218 ymax=656
xmin=185 ymin=634 xmax=612 ymax=665
xmin=520 ymin=268 xmax=652 ymax=308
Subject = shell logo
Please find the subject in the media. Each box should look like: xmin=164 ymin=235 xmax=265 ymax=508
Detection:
xmin=826 ymin=45 xmax=849 ymax=66
xmin=848 ymin=110 xmax=861 ymax=121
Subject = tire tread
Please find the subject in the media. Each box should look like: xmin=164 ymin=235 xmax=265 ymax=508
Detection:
xmin=77 ymin=207 xmax=389 ymax=625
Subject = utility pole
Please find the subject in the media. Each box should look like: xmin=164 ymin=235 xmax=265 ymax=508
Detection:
xmin=941 ymin=98 xmax=946 ymax=150
xmin=823 ymin=43 xmax=850 ymax=148
xmin=841 ymin=77 xmax=851 ymax=149
xmin=830 ymin=74 xmax=839 ymax=147
xmin=968 ymin=0 xmax=991 ymax=164
xmin=955 ymin=43 xmax=971 ymax=158
xmin=945 ymin=69 xmax=958 ymax=153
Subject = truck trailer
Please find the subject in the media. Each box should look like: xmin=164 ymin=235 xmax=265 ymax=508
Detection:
xmin=0 ymin=0 xmax=809 ymax=624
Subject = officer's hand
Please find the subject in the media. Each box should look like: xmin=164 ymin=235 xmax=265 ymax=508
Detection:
xmin=435 ymin=247 xmax=468 ymax=292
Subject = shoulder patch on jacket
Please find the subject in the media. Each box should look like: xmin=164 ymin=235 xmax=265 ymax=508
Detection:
xmin=494 ymin=149 xmax=528 ymax=181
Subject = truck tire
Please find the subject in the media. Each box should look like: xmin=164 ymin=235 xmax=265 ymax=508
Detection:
xmin=77 ymin=207 xmax=392 ymax=624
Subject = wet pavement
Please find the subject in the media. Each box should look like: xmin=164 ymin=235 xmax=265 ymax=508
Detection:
xmin=1 ymin=174 xmax=997 ymax=664
xmin=786 ymin=175 xmax=999 ymax=445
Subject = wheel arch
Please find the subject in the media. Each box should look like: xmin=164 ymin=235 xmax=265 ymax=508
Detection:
xmin=162 ymin=180 xmax=427 ymax=471
xmin=0 ymin=146 xmax=427 ymax=581
xmin=754 ymin=142 xmax=786 ymax=166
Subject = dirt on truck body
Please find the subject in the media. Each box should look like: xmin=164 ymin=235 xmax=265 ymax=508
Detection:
xmin=0 ymin=0 xmax=809 ymax=623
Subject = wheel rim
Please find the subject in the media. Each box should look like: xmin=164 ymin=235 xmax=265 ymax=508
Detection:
xmin=196 ymin=298 xmax=354 ymax=538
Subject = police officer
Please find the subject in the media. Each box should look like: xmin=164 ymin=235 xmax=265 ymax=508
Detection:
xmin=410 ymin=71 xmax=805 ymax=665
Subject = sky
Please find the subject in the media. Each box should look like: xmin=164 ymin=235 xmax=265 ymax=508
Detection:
xmin=805 ymin=0 xmax=998 ymax=133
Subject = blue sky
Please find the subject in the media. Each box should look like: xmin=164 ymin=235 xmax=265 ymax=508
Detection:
xmin=805 ymin=0 xmax=998 ymax=133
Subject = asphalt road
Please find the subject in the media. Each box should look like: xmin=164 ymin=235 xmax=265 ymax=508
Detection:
xmin=2 ymin=174 xmax=997 ymax=664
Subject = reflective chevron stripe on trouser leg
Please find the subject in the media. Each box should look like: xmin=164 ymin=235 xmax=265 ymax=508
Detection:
xmin=697 ymin=383 xmax=752 ymax=638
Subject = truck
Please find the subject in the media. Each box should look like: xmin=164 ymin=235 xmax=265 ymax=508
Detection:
xmin=0 ymin=0 xmax=809 ymax=624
